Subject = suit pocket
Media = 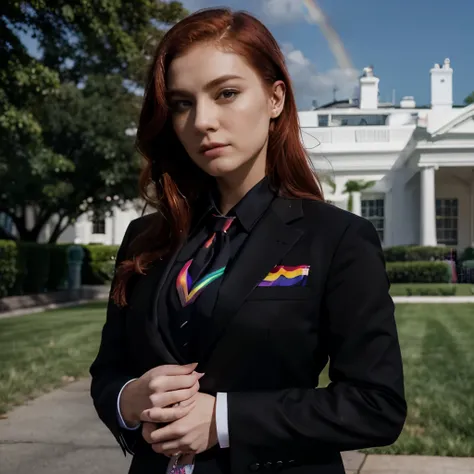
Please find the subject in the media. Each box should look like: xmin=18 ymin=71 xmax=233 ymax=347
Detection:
xmin=246 ymin=286 xmax=313 ymax=301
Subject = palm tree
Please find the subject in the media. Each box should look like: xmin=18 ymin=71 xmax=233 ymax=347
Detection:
xmin=320 ymin=174 xmax=337 ymax=194
xmin=343 ymin=179 xmax=375 ymax=212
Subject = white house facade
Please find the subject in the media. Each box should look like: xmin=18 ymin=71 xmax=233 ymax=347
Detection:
xmin=300 ymin=58 xmax=474 ymax=250
xmin=4 ymin=58 xmax=471 ymax=250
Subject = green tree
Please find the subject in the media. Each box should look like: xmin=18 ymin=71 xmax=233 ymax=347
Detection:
xmin=343 ymin=179 xmax=375 ymax=212
xmin=0 ymin=1 xmax=188 ymax=242
xmin=320 ymin=174 xmax=337 ymax=194
xmin=4 ymin=75 xmax=142 ymax=242
xmin=464 ymin=92 xmax=474 ymax=105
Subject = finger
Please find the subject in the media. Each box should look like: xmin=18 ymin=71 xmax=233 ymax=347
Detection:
xmin=149 ymin=373 xmax=201 ymax=394
xmin=152 ymin=439 xmax=181 ymax=454
xmin=146 ymin=421 xmax=183 ymax=444
xmin=154 ymin=363 xmax=198 ymax=376
xmin=178 ymin=393 xmax=198 ymax=408
xmin=149 ymin=383 xmax=199 ymax=408
xmin=141 ymin=422 xmax=156 ymax=444
xmin=140 ymin=402 xmax=195 ymax=424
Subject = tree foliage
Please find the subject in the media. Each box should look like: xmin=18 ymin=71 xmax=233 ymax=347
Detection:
xmin=0 ymin=1 xmax=188 ymax=242
xmin=343 ymin=179 xmax=375 ymax=212
xmin=465 ymin=92 xmax=474 ymax=106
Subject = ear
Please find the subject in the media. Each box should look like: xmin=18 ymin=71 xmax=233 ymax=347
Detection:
xmin=269 ymin=80 xmax=286 ymax=119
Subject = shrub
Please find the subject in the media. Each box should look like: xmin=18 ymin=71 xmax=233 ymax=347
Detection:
xmin=81 ymin=244 xmax=119 ymax=284
xmin=384 ymin=246 xmax=454 ymax=262
xmin=386 ymin=261 xmax=452 ymax=283
xmin=0 ymin=240 xmax=18 ymax=298
xmin=458 ymin=259 xmax=474 ymax=283
xmin=460 ymin=247 xmax=474 ymax=262
xmin=16 ymin=243 xmax=51 ymax=294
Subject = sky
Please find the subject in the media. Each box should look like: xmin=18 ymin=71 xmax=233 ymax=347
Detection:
xmin=20 ymin=0 xmax=473 ymax=110
xmin=179 ymin=0 xmax=474 ymax=110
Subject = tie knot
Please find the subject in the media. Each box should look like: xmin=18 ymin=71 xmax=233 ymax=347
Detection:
xmin=211 ymin=215 xmax=235 ymax=233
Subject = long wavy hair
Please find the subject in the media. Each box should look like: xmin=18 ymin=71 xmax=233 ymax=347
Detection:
xmin=112 ymin=7 xmax=324 ymax=306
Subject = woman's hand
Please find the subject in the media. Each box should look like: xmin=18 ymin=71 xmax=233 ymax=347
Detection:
xmin=141 ymin=392 xmax=218 ymax=457
xmin=119 ymin=362 xmax=203 ymax=427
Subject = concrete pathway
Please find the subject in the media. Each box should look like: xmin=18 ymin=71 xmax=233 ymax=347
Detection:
xmin=1 ymin=379 xmax=474 ymax=474
xmin=393 ymin=296 xmax=474 ymax=303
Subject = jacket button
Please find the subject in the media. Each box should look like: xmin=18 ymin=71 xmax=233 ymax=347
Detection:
xmin=249 ymin=463 xmax=260 ymax=471
xmin=275 ymin=461 xmax=284 ymax=470
xmin=264 ymin=461 xmax=273 ymax=469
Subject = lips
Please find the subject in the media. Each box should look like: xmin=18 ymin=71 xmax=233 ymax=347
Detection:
xmin=199 ymin=143 xmax=228 ymax=153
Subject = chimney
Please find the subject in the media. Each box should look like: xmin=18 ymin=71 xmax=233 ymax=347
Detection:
xmin=430 ymin=58 xmax=453 ymax=111
xmin=359 ymin=66 xmax=379 ymax=109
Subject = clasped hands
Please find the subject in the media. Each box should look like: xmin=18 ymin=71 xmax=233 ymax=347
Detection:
xmin=120 ymin=362 xmax=218 ymax=457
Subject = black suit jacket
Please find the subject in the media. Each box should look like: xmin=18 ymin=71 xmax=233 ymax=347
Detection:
xmin=90 ymin=197 xmax=407 ymax=474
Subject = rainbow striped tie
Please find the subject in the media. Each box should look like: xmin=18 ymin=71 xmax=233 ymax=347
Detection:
xmin=176 ymin=215 xmax=235 ymax=307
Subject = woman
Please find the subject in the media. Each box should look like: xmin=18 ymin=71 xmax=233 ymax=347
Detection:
xmin=90 ymin=7 xmax=407 ymax=474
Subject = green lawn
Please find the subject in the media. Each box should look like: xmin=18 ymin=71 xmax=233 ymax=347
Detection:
xmin=365 ymin=303 xmax=474 ymax=456
xmin=1 ymin=302 xmax=473 ymax=456
xmin=0 ymin=302 xmax=106 ymax=415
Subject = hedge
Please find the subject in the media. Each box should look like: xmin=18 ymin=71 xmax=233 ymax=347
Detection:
xmin=384 ymin=245 xmax=473 ymax=263
xmin=386 ymin=261 xmax=452 ymax=283
xmin=384 ymin=246 xmax=454 ymax=262
xmin=460 ymin=247 xmax=474 ymax=262
xmin=0 ymin=240 xmax=18 ymax=298
xmin=81 ymin=244 xmax=119 ymax=285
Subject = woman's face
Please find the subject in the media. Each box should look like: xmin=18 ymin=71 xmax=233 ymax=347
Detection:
xmin=167 ymin=43 xmax=285 ymax=185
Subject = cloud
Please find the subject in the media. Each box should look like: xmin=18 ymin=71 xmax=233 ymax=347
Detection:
xmin=168 ymin=2 xmax=360 ymax=109
xmin=261 ymin=0 xmax=309 ymax=24
xmin=282 ymin=44 xmax=359 ymax=108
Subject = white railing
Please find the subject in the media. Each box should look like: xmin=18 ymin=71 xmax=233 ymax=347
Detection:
xmin=300 ymin=126 xmax=415 ymax=148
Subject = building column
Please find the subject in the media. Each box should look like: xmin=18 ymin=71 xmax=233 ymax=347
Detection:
xmin=420 ymin=166 xmax=437 ymax=246
xmin=352 ymin=191 xmax=362 ymax=216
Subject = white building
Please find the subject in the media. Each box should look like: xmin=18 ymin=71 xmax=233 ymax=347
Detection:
xmin=5 ymin=58 xmax=471 ymax=250
xmin=300 ymin=59 xmax=474 ymax=250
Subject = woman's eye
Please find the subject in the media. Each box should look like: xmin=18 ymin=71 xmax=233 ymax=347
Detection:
xmin=219 ymin=90 xmax=239 ymax=100
xmin=170 ymin=100 xmax=192 ymax=112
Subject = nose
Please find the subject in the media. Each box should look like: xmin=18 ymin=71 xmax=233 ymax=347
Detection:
xmin=193 ymin=99 xmax=219 ymax=133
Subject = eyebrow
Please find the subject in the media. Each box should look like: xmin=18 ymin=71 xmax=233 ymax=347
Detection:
xmin=167 ymin=74 xmax=244 ymax=96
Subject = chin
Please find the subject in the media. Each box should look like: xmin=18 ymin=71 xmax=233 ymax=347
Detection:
xmin=199 ymin=157 xmax=243 ymax=178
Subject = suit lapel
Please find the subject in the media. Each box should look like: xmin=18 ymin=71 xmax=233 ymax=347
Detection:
xmin=148 ymin=207 xmax=213 ymax=363
xmin=146 ymin=249 xmax=182 ymax=364
xmin=195 ymin=197 xmax=305 ymax=367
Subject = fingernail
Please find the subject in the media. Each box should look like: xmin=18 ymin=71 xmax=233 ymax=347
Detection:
xmin=197 ymin=372 xmax=205 ymax=378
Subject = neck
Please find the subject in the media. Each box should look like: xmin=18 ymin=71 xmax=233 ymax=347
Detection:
xmin=216 ymin=156 xmax=266 ymax=215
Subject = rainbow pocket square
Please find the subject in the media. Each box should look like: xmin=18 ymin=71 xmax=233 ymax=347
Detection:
xmin=258 ymin=265 xmax=310 ymax=287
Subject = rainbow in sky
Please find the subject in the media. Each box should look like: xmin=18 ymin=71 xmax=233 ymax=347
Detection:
xmin=301 ymin=0 xmax=355 ymax=75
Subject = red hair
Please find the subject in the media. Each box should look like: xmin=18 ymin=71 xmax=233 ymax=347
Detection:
xmin=112 ymin=8 xmax=324 ymax=306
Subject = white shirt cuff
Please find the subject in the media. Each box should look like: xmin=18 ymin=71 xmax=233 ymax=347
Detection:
xmin=117 ymin=378 xmax=141 ymax=430
xmin=216 ymin=392 xmax=229 ymax=448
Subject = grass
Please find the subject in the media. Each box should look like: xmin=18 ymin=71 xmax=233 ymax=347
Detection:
xmin=365 ymin=303 xmax=474 ymax=456
xmin=0 ymin=302 xmax=106 ymax=415
xmin=390 ymin=283 xmax=474 ymax=296
xmin=1 ymin=302 xmax=474 ymax=456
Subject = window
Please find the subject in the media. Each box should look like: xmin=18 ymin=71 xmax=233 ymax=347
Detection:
xmin=318 ymin=114 xmax=329 ymax=127
xmin=92 ymin=213 xmax=106 ymax=234
xmin=331 ymin=114 xmax=388 ymax=127
xmin=436 ymin=198 xmax=458 ymax=245
xmin=361 ymin=198 xmax=384 ymax=242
